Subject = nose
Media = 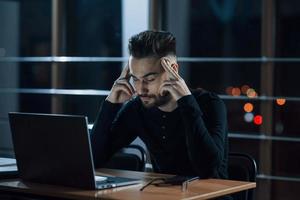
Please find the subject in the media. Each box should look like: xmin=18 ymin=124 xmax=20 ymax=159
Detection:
xmin=135 ymin=80 xmax=149 ymax=95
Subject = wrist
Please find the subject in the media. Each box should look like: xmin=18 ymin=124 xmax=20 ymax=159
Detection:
xmin=176 ymin=93 xmax=191 ymax=101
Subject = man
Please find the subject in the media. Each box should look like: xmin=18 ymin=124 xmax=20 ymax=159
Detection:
xmin=91 ymin=30 xmax=229 ymax=180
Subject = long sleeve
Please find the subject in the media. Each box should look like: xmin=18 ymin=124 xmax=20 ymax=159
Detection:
xmin=91 ymin=100 xmax=137 ymax=168
xmin=177 ymin=92 xmax=228 ymax=178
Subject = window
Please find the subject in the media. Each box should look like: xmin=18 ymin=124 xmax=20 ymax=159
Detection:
xmin=1 ymin=1 xmax=300 ymax=199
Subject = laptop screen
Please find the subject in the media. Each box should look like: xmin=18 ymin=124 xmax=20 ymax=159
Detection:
xmin=9 ymin=112 xmax=98 ymax=189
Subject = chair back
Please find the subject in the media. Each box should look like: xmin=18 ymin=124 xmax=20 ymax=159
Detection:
xmin=228 ymin=152 xmax=257 ymax=200
xmin=104 ymin=145 xmax=147 ymax=171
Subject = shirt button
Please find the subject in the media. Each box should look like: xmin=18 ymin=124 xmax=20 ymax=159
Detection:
xmin=162 ymin=136 xmax=166 ymax=139
xmin=161 ymin=126 xmax=166 ymax=130
xmin=162 ymin=115 xmax=167 ymax=118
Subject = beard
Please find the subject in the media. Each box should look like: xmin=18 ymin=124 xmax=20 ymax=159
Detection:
xmin=139 ymin=93 xmax=171 ymax=108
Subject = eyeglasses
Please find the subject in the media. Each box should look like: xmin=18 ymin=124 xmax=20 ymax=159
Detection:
xmin=140 ymin=176 xmax=199 ymax=192
xmin=181 ymin=176 xmax=199 ymax=191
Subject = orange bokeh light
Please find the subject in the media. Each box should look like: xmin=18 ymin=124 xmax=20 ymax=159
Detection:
xmin=276 ymin=98 xmax=286 ymax=106
xmin=254 ymin=115 xmax=263 ymax=125
xmin=232 ymin=87 xmax=241 ymax=96
xmin=243 ymin=103 xmax=254 ymax=113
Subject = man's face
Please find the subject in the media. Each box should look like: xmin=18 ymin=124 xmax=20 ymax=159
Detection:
xmin=129 ymin=56 xmax=171 ymax=108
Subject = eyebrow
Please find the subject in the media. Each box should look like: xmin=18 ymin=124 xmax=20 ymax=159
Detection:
xmin=130 ymin=72 xmax=159 ymax=79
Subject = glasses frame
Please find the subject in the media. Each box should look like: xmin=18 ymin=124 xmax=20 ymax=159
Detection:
xmin=140 ymin=176 xmax=199 ymax=192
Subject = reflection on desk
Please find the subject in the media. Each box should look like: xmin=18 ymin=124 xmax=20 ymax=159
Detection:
xmin=0 ymin=168 xmax=256 ymax=200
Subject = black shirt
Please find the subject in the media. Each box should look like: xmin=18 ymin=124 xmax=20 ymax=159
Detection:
xmin=91 ymin=89 xmax=229 ymax=179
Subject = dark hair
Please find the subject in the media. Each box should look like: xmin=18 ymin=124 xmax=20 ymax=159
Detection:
xmin=128 ymin=30 xmax=176 ymax=58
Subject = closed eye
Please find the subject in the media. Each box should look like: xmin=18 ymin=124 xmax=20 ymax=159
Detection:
xmin=130 ymin=73 xmax=159 ymax=83
xmin=144 ymin=77 xmax=156 ymax=82
xmin=144 ymin=74 xmax=158 ymax=82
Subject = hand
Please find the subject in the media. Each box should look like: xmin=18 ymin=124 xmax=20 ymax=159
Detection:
xmin=106 ymin=64 xmax=135 ymax=103
xmin=159 ymin=58 xmax=191 ymax=101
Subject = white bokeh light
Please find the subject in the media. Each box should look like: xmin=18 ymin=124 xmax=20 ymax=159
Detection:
xmin=244 ymin=112 xmax=254 ymax=123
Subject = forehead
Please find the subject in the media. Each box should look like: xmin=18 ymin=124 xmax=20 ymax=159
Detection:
xmin=129 ymin=56 xmax=163 ymax=76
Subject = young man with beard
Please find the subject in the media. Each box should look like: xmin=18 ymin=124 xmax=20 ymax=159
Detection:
xmin=91 ymin=30 xmax=230 ymax=183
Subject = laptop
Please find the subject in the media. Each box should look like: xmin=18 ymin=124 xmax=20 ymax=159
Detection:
xmin=0 ymin=157 xmax=18 ymax=179
xmin=8 ymin=112 xmax=141 ymax=190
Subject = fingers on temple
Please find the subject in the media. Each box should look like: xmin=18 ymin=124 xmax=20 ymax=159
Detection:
xmin=161 ymin=58 xmax=180 ymax=80
xmin=115 ymin=79 xmax=135 ymax=94
xmin=159 ymin=81 xmax=176 ymax=96
xmin=114 ymin=82 xmax=133 ymax=96
xmin=119 ymin=63 xmax=131 ymax=79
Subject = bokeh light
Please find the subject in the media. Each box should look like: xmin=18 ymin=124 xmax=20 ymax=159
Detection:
xmin=241 ymin=85 xmax=250 ymax=95
xmin=232 ymin=87 xmax=241 ymax=96
xmin=244 ymin=113 xmax=254 ymax=123
xmin=226 ymin=86 xmax=233 ymax=95
xmin=254 ymin=115 xmax=263 ymax=125
xmin=276 ymin=98 xmax=286 ymax=106
xmin=247 ymin=88 xmax=257 ymax=98
xmin=243 ymin=103 xmax=254 ymax=113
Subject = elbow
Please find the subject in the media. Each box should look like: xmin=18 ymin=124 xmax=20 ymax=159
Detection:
xmin=193 ymin=150 xmax=223 ymax=178
xmin=211 ymin=149 xmax=223 ymax=169
xmin=203 ymin=151 xmax=223 ymax=177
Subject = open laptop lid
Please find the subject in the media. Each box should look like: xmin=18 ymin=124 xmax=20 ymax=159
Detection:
xmin=8 ymin=112 xmax=97 ymax=189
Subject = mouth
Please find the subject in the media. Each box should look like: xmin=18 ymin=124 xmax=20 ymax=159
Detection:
xmin=140 ymin=96 xmax=151 ymax=101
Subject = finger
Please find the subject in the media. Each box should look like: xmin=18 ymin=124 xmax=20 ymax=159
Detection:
xmin=119 ymin=63 xmax=131 ymax=79
xmin=167 ymin=62 xmax=181 ymax=80
xmin=115 ymin=79 xmax=135 ymax=94
xmin=159 ymin=81 xmax=176 ymax=96
xmin=162 ymin=58 xmax=180 ymax=80
xmin=117 ymin=87 xmax=133 ymax=98
xmin=160 ymin=80 xmax=177 ymax=87
xmin=160 ymin=58 xmax=174 ymax=77
xmin=114 ymin=82 xmax=134 ymax=96
xmin=167 ymin=61 xmax=181 ymax=80
xmin=161 ymin=58 xmax=180 ymax=80
xmin=159 ymin=85 xmax=174 ymax=97
xmin=160 ymin=81 xmax=178 ymax=89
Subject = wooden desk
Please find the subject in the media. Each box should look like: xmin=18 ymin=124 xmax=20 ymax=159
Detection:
xmin=0 ymin=168 xmax=256 ymax=200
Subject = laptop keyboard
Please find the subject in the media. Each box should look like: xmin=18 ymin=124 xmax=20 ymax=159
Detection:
xmin=95 ymin=175 xmax=107 ymax=182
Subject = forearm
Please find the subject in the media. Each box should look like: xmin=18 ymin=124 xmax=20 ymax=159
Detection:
xmin=91 ymin=100 xmax=122 ymax=168
xmin=178 ymin=95 xmax=227 ymax=177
